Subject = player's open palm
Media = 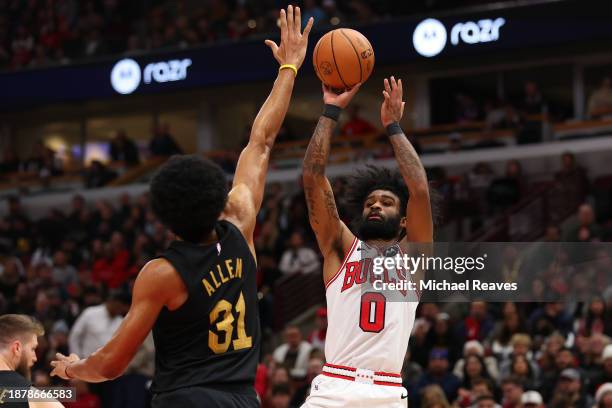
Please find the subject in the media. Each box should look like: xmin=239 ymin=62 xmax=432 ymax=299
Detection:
xmin=381 ymin=76 xmax=406 ymax=127
xmin=322 ymin=83 xmax=361 ymax=109
xmin=265 ymin=5 xmax=314 ymax=69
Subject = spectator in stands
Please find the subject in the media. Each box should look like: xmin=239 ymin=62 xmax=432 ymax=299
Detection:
xmin=410 ymin=318 xmax=431 ymax=369
xmin=68 ymin=290 xmax=130 ymax=406
xmin=520 ymin=81 xmax=547 ymax=116
xmin=540 ymin=347 xmax=577 ymax=400
xmin=576 ymin=297 xmax=612 ymax=337
xmin=421 ymin=384 xmax=452 ymax=408
xmin=51 ymin=249 xmax=77 ymax=286
xmin=454 ymin=340 xmax=499 ymax=382
xmin=474 ymin=394 xmax=502 ymax=408
xmin=269 ymin=383 xmax=292 ymax=408
xmin=47 ymin=320 xmax=70 ymax=362
xmin=555 ymin=151 xmax=589 ymax=204
xmin=520 ymin=390 xmax=543 ymax=408
xmin=341 ymin=105 xmax=377 ymax=136
xmin=498 ymin=334 xmax=537 ymax=378
xmin=463 ymin=162 xmax=495 ymax=228
xmin=10 ymin=25 xmax=34 ymax=68
xmin=68 ymin=290 xmax=128 ymax=358
xmin=427 ymin=312 xmax=462 ymax=365
xmin=307 ymin=307 xmax=327 ymax=351
xmin=508 ymin=354 xmax=539 ymax=390
xmin=590 ymin=345 xmax=612 ymax=395
xmin=456 ymin=301 xmax=495 ymax=343
xmin=529 ymin=302 xmax=573 ymax=338
xmin=564 ymin=203 xmax=602 ymax=242
xmin=278 ymin=230 xmax=320 ymax=275
xmin=487 ymin=160 xmax=525 ymax=212
xmin=489 ymin=304 xmax=527 ymax=360
xmin=272 ymin=325 xmax=313 ymax=379
xmin=500 ymin=376 xmax=523 ymax=408
xmin=149 ymin=123 xmax=183 ymax=156
xmin=83 ymin=160 xmax=117 ymax=188
xmin=456 ymin=377 xmax=498 ymax=408
xmin=550 ymin=368 xmax=593 ymax=408
xmin=91 ymin=232 xmax=131 ymax=288
xmin=588 ymin=77 xmax=612 ymax=119
xmin=460 ymin=354 xmax=496 ymax=393
xmin=0 ymin=256 xmax=23 ymax=305
xmin=485 ymin=100 xmax=520 ymax=131
xmin=595 ymin=383 xmax=612 ymax=408
xmin=411 ymin=348 xmax=461 ymax=406
xmin=110 ymin=130 xmax=140 ymax=166
xmin=290 ymin=356 xmax=324 ymax=406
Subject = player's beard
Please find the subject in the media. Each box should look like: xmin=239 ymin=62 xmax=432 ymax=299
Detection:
xmin=15 ymin=352 xmax=31 ymax=380
xmin=355 ymin=213 xmax=401 ymax=241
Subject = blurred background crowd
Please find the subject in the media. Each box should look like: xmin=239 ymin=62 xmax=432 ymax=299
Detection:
xmin=2 ymin=147 xmax=612 ymax=407
xmin=0 ymin=0 xmax=501 ymax=71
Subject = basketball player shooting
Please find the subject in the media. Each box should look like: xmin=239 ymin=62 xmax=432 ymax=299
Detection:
xmin=301 ymin=77 xmax=433 ymax=407
xmin=49 ymin=6 xmax=313 ymax=408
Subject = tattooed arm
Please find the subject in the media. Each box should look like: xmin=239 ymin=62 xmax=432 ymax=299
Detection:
xmin=380 ymin=77 xmax=433 ymax=242
xmin=303 ymin=85 xmax=359 ymax=281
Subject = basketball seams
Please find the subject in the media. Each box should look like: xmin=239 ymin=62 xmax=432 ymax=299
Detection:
xmin=330 ymin=30 xmax=349 ymax=89
xmin=313 ymin=37 xmax=321 ymax=79
xmin=339 ymin=29 xmax=363 ymax=84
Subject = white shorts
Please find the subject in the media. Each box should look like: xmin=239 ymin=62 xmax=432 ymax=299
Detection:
xmin=301 ymin=374 xmax=408 ymax=408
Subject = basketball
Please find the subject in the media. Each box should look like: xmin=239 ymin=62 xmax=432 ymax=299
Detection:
xmin=313 ymin=28 xmax=375 ymax=89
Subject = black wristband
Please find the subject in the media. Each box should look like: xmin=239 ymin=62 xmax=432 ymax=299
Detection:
xmin=386 ymin=122 xmax=403 ymax=137
xmin=322 ymin=104 xmax=342 ymax=122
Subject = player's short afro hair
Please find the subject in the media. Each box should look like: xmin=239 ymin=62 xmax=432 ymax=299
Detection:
xmin=346 ymin=165 xmax=409 ymax=218
xmin=150 ymin=155 xmax=228 ymax=243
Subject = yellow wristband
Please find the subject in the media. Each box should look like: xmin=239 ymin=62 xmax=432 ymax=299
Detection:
xmin=279 ymin=64 xmax=298 ymax=77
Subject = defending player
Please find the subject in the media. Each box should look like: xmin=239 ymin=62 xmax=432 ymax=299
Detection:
xmin=301 ymin=77 xmax=433 ymax=407
xmin=49 ymin=6 xmax=313 ymax=407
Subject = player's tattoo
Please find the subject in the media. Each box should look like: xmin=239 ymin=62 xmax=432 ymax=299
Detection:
xmin=304 ymin=185 xmax=319 ymax=225
xmin=303 ymin=117 xmax=335 ymax=176
xmin=303 ymin=116 xmax=345 ymax=256
xmin=389 ymin=132 xmax=427 ymax=189
xmin=323 ymin=190 xmax=340 ymax=221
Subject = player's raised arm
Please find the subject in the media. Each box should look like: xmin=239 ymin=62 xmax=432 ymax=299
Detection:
xmin=380 ymin=76 xmax=433 ymax=242
xmin=50 ymin=259 xmax=172 ymax=382
xmin=223 ymin=6 xmax=313 ymax=252
xmin=303 ymin=85 xmax=359 ymax=273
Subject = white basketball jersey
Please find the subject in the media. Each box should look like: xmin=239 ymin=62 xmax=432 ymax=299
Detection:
xmin=324 ymin=238 xmax=419 ymax=374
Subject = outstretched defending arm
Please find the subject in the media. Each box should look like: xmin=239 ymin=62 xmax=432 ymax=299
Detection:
xmin=50 ymin=259 xmax=174 ymax=382
xmin=223 ymin=6 xmax=313 ymax=255
xmin=380 ymin=77 xmax=433 ymax=242
xmin=303 ymin=85 xmax=359 ymax=280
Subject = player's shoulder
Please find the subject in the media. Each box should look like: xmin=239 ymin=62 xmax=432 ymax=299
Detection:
xmin=136 ymin=258 xmax=183 ymax=291
xmin=222 ymin=184 xmax=255 ymax=220
xmin=140 ymin=258 xmax=175 ymax=277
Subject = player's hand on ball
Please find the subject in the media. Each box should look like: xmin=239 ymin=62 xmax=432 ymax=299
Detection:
xmin=380 ymin=76 xmax=405 ymax=127
xmin=50 ymin=352 xmax=80 ymax=380
xmin=265 ymin=5 xmax=314 ymax=70
xmin=322 ymin=83 xmax=361 ymax=109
